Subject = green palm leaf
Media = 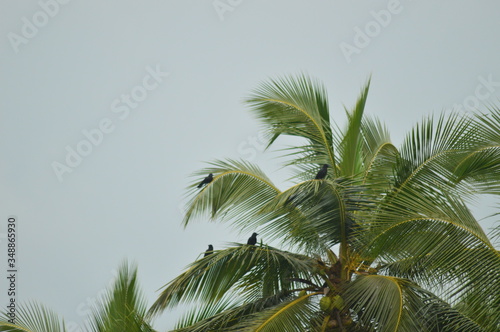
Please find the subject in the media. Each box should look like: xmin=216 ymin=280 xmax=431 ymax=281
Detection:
xmin=173 ymin=296 xmax=236 ymax=331
xmin=245 ymin=74 xmax=337 ymax=171
xmin=454 ymin=107 xmax=500 ymax=194
xmin=259 ymin=178 xmax=363 ymax=253
xmin=87 ymin=261 xmax=154 ymax=332
xmin=393 ymin=112 xmax=477 ymax=199
xmin=183 ymin=159 xmax=280 ymax=233
xmin=360 ymin=188 xmax=500 ymax=329
xmin=360 ymin=115 xmax=398 ymax=191
xmin=224 ymin=292 xmax=322 ymax=332
xmin=344 ymin=275 xmax=484 ymax=332
xmin=339 ymin=78 xmax=371 ymax=177
xmin=148 ymin=245 xmax=316 ymax=317
xmin=173 ymin=291 xmax=293 ymax=332
xmin=0 ymin=302 xmax=67 ymax=332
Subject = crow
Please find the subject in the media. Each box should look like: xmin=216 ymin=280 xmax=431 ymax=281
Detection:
xmin=247 ymin=232 xmax=258 ymax=245
xmin=204 ymin=244 xmax=214 ymax=257
xmin=198 ymin=173 xmax=213 ymax=188
xmin=315 ymin=164 xmax=329 ymax=180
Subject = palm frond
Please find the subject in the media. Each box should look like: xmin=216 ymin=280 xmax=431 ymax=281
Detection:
xmin=344 ymin=275 xmax=485 ymax=332
xmin=245 ymin=74 xmax=337 ymax=171
xmin=453 ymin=288 xmax=500 ymax=332
xmin=358 ymin=188 xmax=500 ymax=329
xmin=173 ymin=296 xmax=237 ymax=330
xmin=259 ymin=177 xmax=368 ymax=254
xmin=394 ymin=111 xmax=477 ymax=199
xmin=362 ymin=187 xmax=493 ymax=258
xmin=183 ymin=159 xmax=280 ymax=234
xmin=173 ymin=291 xmax=294 ymax=332
xmin=339 ymin=78 xmax=371 ymax=177
xmin=453 ymin=107 xmax=500 ymax=194
xmin=489 ymin=219 xmax=500 ymax=247
xmin=0 ymin=301 xmax=67 ymax=332
xmin=223 ymin=292 xmax=322 ymax=332
xmin=148 ymin=245 xmax=316 ymax=317
xmin=344 ymin=275 xmax=404 ymax=332
xmin=87 ymin=261 xmax=154 ymax=332
xmin=360 ymin=115 xmax=398 ymax=191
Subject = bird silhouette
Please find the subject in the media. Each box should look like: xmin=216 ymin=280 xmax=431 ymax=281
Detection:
xmin=315 ymin=164 xmax=329 ymax=180
xmin=247 ymin=232 xmax=258 ymax=245
xmin=204 ymin=244 xmax=214 ymax=257
xmin=198 ymin=173 xmax=213 ymax=188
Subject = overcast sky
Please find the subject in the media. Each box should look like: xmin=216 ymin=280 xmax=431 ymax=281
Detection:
xmin=1 ymin=1 xmax=500 ymax=331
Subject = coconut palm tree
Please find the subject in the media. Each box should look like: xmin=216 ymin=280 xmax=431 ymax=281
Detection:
xmin=0 ymin=262 xmax=156 ymax=332
xmin=149 ymin=75 xmax=500 ymax=331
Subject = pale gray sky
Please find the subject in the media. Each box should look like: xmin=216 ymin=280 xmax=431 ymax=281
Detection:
xmin=1 ymin=1 xmax=500 ymax=330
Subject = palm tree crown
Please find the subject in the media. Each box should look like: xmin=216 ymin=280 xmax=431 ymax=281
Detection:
xmin=150 ymin=75 xmax=500 ymax=331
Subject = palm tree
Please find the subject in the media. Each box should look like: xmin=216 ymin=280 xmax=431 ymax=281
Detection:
xmin=0 ymin=262 xmax=156 ymax=332
xmin=149 ymin=75 xmax=500 ymax=331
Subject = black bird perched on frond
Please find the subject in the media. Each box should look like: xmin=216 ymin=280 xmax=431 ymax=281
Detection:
xmin=247 ymin=232 xmax=258 ymax=245
xmin=198 ymin=173 xmax=213 ymax=188
xmin=204 ymin=244 xmax=214 ymax=257
xmin=315 ymin=164 xmax=329 ymax=180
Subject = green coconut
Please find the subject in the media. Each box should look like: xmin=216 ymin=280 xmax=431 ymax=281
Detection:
xmin=319 ymin=296 xmax=332 ymax=311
